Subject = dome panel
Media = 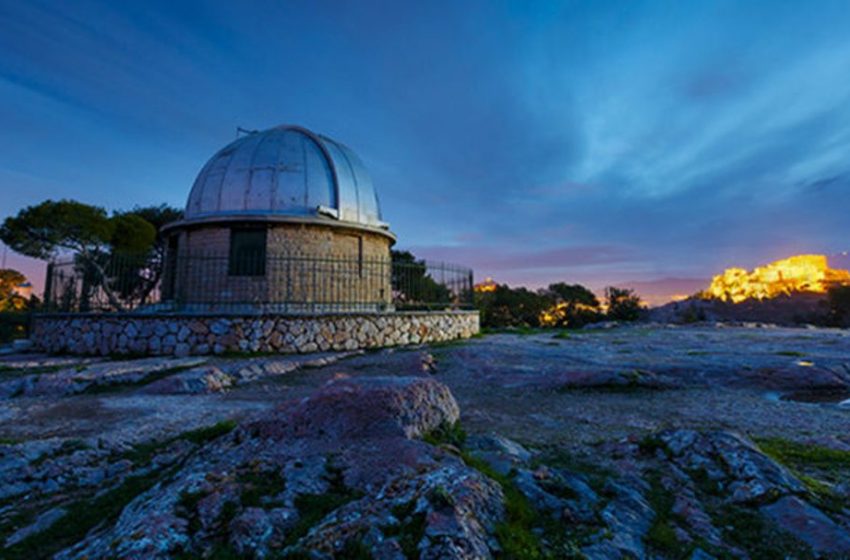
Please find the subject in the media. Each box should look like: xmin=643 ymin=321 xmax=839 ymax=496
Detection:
xmin=276 ymin=131 xmax=310 ymax=210
xmin=320 ymin=137 xmax=359 ymax=223
xmin=184 ymin=125 xmax=384 ymax=228
xmin=302 ymin=134 xmax=336 ymax=210
xmin=336 ymin=141 xmax=380 ymax=224
xmin=220 ymin=134 xmax=262 ymax=212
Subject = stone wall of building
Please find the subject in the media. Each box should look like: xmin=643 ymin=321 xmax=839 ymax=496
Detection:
xmin=167 ymin=223 xmax=393 ymax=309
xmin=31 ymin=311 xmax=479 ymax=357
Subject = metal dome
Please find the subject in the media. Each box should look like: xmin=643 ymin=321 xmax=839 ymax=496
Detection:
xmin=184 ymin=125 xmax=386 ymax=229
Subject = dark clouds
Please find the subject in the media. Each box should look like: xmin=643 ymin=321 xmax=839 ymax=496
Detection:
xmin=1 ymin=0 xmax=849 ymax=297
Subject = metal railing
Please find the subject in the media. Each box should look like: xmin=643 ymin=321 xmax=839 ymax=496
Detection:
xmin=43 ymin=252 xmax=473 ymax=314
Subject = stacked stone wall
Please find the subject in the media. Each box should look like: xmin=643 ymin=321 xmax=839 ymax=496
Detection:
xmin=31 ymin=311 xmax=479 ymax=357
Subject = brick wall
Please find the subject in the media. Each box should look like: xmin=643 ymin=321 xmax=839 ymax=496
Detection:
xmin=168 ymin=223 xmax=392 ymax=309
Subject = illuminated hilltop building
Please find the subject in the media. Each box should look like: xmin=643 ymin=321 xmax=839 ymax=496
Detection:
xmin=474 ymin=277 xmax=498 ymax=293
xmin=704 ymin=254 xmax=850 ymax=304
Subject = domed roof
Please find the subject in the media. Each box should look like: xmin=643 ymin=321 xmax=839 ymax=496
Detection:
xmin=184 ymin=125 xmax=386 ymax=229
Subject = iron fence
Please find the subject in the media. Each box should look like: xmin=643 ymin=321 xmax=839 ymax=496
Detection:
xmin=43 ymin=252 xmax=473 ymax=313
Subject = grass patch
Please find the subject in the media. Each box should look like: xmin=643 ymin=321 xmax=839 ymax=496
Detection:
xmin=427 ymin=337 xmax=473 ymax=349
xmin=238 ymin=469 xmax=286 ymax=508
xmin=711 ymin=504 xmax=814 ymax=560
xmin=537 ymin=478 xmax=579 ymax=501
xmin=383 ymin=501 xmax=428 ymax=559
xmin=460 ymin=450 xmax=584 ymax=559
xmin=530 ymin=446 xmax=612 ymax=495
xmin=338 ymin=539 xmax=373 ymax=559
xmin=481 ymin=326 xmax=543 ymax=336
xmin=797 ymin=474 xmax=846 ymax=514
xmin=123 ymin=420 xmax=237 ymax=466
xmin=175 ymin=491 xmax=241 ymax=555
xmin=177 ymin=489 xmax=207 ymax=535
xmin=81 ymin=363 xmax=199 ymax=395
xmin=208 ymin=544 xmax=242 ymax=559
xmin=418 ymin=428 xmax=551 ymax=559
xmin=644 ymin=475 xmax=690 ymax=559
xmin=0 ymin=363 xmax=69 ymax=377
xmin=0 ymin=436 xmax=22 ymax=445
xmin=755 ymin=436 xmax=850 ymax=513
xmin=638 ymin=434 xmax=668 ymax=456
xmin=283 ymin=463 xmax=364 ymax=549
xmin=2 ymin=466 xmax=174 ymax=560
xmin=183 ymin=420 xmax=237 ymax=445
xmin=30 ymin=438 xmax=91 ymax=467
xmin=687 ymin=467 xmax=722 ymax=496
xmin=775 ymin=350 xmax=805 ymax=357
xmin=4 ymin=422 xmax=235 ymax=558
xmin=486 ymin=468 xmax=545 ymax=558
xmin=422 ymin=421 xmax=467 ymax=448
xmin=755 ymin=437 xmax=850 ymax=478
xmin=510 ymin=326 xmax=541 ymax=336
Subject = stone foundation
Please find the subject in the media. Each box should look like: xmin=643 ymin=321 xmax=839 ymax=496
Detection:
xmin=31 ymin=311 xmax=479 ymax=356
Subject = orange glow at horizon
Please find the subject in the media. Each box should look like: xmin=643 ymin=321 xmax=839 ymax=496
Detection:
xmin=703 ymin=254 xmax=850 ymax=304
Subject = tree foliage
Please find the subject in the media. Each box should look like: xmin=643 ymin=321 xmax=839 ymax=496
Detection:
xmin=0 ymin=269 xmax=27 ymax=312
xmin=541 ymin=282 xmax=603 ymax=328
xmin=0 ymin=200 xmax=181 ymax=311
xmin=475 ymin=284 xmax=554 ymax=328
xmin=826 ymin=285 xmax=850 ymax=327
xmin=605 ymin=286 xmax=645 ymax=321
xmin=547 ymin=283 xmax=599 ymax=307
xmin=109 ymin=205 xmax=183 ymax=305
xmin=0 ymin=200 xmax=115 ymax=259
xmin=391 ymin=250 xmax=453 ymax=308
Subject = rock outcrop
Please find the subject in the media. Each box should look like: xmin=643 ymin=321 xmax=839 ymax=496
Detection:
xmin=55 ymin=376 xmax=503 ymax=559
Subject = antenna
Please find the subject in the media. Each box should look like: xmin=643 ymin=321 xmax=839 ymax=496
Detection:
xmin=236 ymin=126 xmax=259 ymax=138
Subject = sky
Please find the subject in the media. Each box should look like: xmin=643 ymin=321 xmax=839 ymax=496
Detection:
xmin=1 ymin=0 xmax=850 ymax=303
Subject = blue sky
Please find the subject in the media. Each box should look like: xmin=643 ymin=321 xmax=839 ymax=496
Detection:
xmin=2 ymin=0 xmax=850 ymax=300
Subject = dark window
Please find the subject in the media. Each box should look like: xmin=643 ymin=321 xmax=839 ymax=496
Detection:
xmin=229 ymin=228 xmax=267 ymax=276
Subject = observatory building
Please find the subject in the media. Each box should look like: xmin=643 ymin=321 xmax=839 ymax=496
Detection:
xmin=35 ymin=125 xmax=479 ymax=357
xmin=161 ymin=125 xmax=396 ymax=311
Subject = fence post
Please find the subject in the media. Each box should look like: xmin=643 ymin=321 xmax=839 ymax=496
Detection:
xmin=43 ymin=261 xmax=54 ymax=311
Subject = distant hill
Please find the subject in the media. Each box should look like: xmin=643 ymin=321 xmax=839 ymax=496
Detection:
xmin=650 ymin=292 xmax=829 ymax=325
xmin=613 ymin=277 xmax=708 ymax=307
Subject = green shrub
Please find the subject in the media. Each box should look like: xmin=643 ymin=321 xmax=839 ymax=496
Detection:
xmin=422 ymin=421 xmax=467 ymax=448
xmin=826 ymin=285 xmax=850 ymax=327
xmin=0 ymin=312 xmax=30 ymax=344
xmin=475 ymin=285 xmax=554 ymax=329
xmin=604 ymin=287 xmax=645 ymax=321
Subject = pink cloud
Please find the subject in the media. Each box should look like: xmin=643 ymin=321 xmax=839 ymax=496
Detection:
xmin=406 ymin=243 xmax=640 ymax=271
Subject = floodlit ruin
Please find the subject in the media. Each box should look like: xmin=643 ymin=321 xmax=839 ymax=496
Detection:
xmin=703 ymin=254 xmax=850 ymax=303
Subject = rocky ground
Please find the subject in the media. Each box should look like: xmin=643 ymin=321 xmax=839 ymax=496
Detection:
xmin=1 ymin=323 xmax=849 ymax=559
